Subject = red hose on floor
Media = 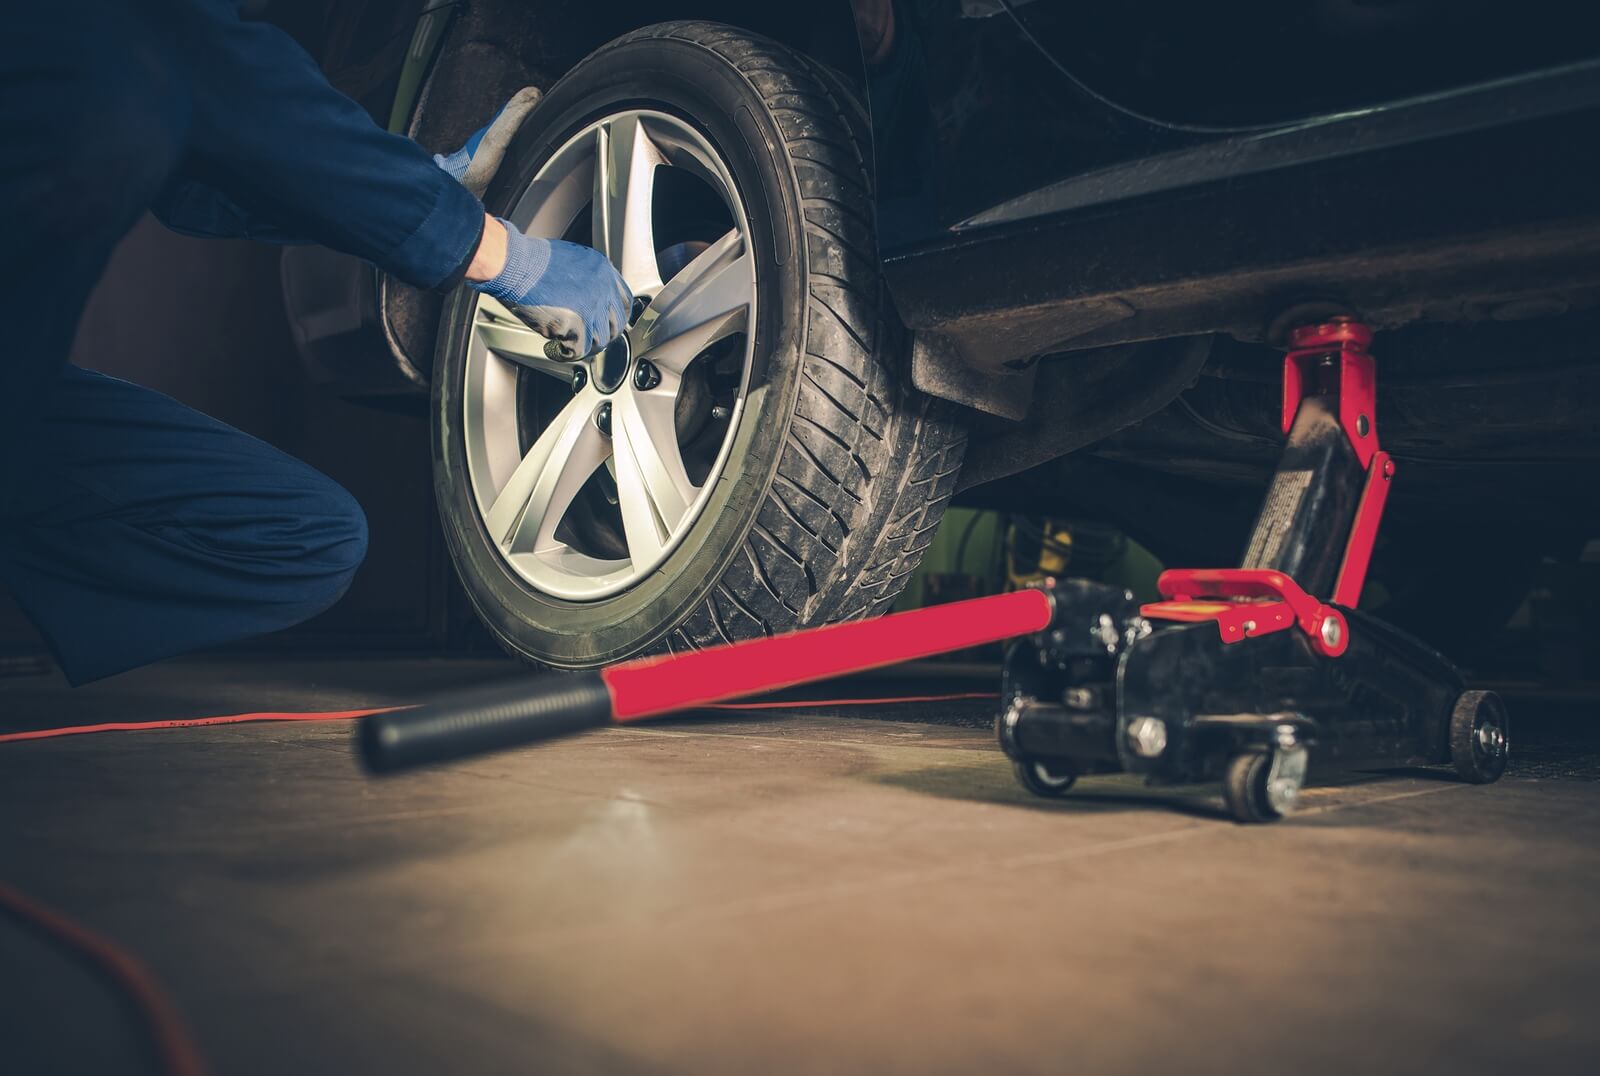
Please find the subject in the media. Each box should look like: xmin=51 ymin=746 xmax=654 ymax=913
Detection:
xmin=0 ymin=708 xmax=398 ymax=745
xmin=0 ymin=881 xmax=208 ymax=1076
xmin=0 ymin=694 xmax=997 ymax=746
xmin=706 ymin=691 xmax=996 ymax=710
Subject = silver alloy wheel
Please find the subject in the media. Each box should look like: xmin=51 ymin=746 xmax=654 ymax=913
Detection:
xmin=461 ymin=110 xmax=756 ymax=600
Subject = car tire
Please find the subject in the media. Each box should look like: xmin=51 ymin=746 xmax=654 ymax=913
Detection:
xmin=432 ymin=21 xmax=967 ymax=668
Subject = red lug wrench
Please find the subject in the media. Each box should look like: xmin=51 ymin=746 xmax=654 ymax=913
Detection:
xmin=361 ymin=588 xmax=1055 ymax=772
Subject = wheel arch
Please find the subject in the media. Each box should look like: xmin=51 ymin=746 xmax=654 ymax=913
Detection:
xmin=406 ymin=2 xmax=870 ymax=138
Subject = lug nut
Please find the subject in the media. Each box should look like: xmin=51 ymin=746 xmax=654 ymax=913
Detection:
xmin=595 ymin=401 xmax=611 ymax=436
xmin=571 ymin=366 xmax=588 ymax=394
xmin=1127 ymin=716 xmax=1168 ymax=759
xmin=633 ymin=360 xmax=661 ymax=391
xmin=631 ymin=296 xmax=649 ymax=324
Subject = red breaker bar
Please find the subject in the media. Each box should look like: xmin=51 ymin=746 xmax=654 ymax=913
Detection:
xmin=360 ymin=588 xmax=1054 ymax=773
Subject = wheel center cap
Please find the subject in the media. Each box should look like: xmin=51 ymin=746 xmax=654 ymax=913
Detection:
xmin=594 ymin=334 xmax=632 ymax=394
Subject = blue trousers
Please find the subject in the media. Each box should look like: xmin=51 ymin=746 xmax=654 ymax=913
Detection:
xmin=0 ymin=369 xmax=369 ymax=684
xmin=0 ymin=2 xmax=479 ymax=682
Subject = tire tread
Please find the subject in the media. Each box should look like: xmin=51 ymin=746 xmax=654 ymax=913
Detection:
xmin=541 ymin=21 xmax=967 ymax=653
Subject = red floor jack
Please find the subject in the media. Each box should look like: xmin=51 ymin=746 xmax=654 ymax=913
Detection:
xmin=361 ymin=319 xmax=1509 ymax=822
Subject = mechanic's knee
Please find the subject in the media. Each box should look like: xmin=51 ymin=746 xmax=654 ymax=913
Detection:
xmin=290 ymin=482 xmax=370 ymax=617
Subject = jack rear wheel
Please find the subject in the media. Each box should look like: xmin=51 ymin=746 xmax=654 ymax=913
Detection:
xmin=1222 ymin=747 xmax=1307 ymax=824
xmin=1449 ymin=690 xmax=1509 ymax=784
xmin=1014 ymin=759 xmax=1077 ymax=798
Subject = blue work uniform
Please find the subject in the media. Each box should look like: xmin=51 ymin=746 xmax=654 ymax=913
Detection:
xmin=0 ymin=0 xmax=486 ymax=683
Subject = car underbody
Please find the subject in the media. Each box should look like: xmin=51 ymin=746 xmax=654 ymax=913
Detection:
xmin=303 ymin=0 xmax=1599 ymax=499
xmin=274 ymin=0 xmax=1600 ymax=670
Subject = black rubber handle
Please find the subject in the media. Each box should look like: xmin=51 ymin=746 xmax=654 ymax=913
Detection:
xmin=359 ymin=671 xmax=613 ymax=774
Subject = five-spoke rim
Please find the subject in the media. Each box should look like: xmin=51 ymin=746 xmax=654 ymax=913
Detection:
xmin=461 ymin=110 xmax=756 ymax=600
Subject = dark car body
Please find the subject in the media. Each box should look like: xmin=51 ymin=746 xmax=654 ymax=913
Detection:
xmin=280 ymin=0 xmax=1600 ymax=544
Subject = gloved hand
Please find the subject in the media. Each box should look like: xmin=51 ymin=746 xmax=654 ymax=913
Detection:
xmin=433 ymin=87 xmax=543 ymax=197
xmin=467 ymin=220 xmax=633 ymax=360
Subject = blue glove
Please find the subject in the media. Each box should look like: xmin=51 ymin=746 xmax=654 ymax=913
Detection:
xmin=468 ymin=220 xmax=633 ymax=360
xmin=433 ymin=87 xmax=543 ymax=197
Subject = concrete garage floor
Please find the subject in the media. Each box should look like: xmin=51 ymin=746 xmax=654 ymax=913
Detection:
xmin=3 ymin=658 xmax=1599 ymax=1076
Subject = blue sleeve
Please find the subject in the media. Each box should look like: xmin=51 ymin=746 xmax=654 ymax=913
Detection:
xmin=148 ymin=0 xmax=484 ymax=290
xmin=151 ymin=179 xmax=304 ymax=245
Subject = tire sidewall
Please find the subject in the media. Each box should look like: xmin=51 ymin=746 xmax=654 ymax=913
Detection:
xmin=433 ymin=32 xmax=810 ymax=667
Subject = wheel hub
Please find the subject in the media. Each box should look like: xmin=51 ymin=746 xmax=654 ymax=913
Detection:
xmin=593 ymin=334 xmax=632 ymax=394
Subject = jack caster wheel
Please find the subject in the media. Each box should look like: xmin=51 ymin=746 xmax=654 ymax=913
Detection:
xmin=1449 ymin=690 xmax=1509 ymax=784
xmin=1014 ymin=759 xmax=1078 ymax=798
xmin=1222 ymin=746 xmax=1308 ymax=824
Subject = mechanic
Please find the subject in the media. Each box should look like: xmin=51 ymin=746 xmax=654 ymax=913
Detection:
xmin=0 ymin=1 xmax=632 ymax=684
